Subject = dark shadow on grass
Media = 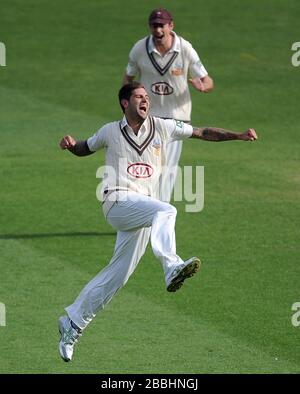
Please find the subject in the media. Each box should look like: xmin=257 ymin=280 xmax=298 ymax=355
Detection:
xmin=0 ymin=232 xmax=116 ymax=240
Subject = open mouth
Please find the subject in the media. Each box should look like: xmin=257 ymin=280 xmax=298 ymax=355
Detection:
xmin=139 ymin=105 xmax=147 ymax=113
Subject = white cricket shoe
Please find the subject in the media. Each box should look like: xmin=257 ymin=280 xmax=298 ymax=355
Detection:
xmin=166 ymin=257 xmax=201 ymax=292
xmin=58 ymin=315 xmax=82 ymax=362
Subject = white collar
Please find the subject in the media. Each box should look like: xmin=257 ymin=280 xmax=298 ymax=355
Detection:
xmin=149 ymin=31 xmax=180 ymax=54
xmin=120 ymin=116 xmax=148 ymax=134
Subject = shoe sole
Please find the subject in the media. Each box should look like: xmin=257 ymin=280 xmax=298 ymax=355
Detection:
xmin=58 ymin=318 xmax=71 ymax=362
xmin=167 ymin=258 xmax=201 ymax=292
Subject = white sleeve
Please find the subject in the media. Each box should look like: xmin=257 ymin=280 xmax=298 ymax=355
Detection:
xmin=163 ymin=119 xmax=193 ymax=141
xmin=188 ymin=45 xmax=208 ymax=79
xmin=87 ymin=125 xmax=108 ymax=152
xmin=125 ymin=44 xmax=140 ymax=77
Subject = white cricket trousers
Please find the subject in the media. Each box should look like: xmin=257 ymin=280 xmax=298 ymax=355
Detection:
xmin=159 ymin=139 xmax=182 ymax=202
xmin=66 ymin=191 xmax=185 ymax=330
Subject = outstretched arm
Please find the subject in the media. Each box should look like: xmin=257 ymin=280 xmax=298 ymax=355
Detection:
xmin=191 ymin=127 xmax=258 ymax=142
xmin=59 ymin=135 xmax=94 ymax=156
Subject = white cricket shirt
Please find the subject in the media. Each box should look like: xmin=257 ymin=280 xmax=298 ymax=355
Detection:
xmin=126 ymin=32 xmax=208 ymax=121
xmin=87 ymin=116 xmax=193 ymax=215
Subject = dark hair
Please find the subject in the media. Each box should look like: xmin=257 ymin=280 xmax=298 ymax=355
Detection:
xmin=118 ymin=82 xmax=145 ymax=113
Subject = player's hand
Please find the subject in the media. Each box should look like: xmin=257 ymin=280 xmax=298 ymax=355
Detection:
xmin=241 ymin=128 xmax=258 ymax=141
xmin=189 ymin=77 xmax=206 ymax=92
xmin=59 ymin=135 xmax=77 ymax=150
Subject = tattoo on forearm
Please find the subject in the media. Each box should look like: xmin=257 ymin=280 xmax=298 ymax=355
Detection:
xmin=69 ymin=140 xmax=93 ymax=156
xmin=192 ymin=127 xmax=240 ymax=142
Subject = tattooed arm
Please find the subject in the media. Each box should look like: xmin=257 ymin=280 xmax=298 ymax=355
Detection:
xmin=191 ymin=127 xmax=258 ymax=142
xmin=59 ymin=135 xmax=94 ymax=156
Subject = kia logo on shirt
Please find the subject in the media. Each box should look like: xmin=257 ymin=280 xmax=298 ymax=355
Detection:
xmin=151 ymin=82 xmax=174 ymax=95
xmin=127 ymin=163 xmax=154 ymax=178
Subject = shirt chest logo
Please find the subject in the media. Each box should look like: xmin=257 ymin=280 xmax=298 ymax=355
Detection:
xmin=152 ymin=138 xmax=161 ymax=156
xmin=127 ymin=163 xmax=154 ymax=178
xmin=171 ymin=68 xmax=183 ymax=76
xmin=151 ymin=82 xmax=173 ymax=96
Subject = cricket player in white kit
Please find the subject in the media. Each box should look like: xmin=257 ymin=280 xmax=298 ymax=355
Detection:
xmin=58 ymin=82 xmax=257 ymax=362
xmin=123 ymin=8 xmax=214 ymax=202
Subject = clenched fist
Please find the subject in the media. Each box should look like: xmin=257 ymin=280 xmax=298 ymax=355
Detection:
xmin=59 ymin=135 xmax=77 ymax=150
xmin=241 ymin=128 xmax=258 ymax=141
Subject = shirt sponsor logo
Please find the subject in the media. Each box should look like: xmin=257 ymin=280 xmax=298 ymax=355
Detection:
xmin=127 ymin=163 xmax=154 ymax=178
xmin=151 ymin=82 xmax=173 ymax=95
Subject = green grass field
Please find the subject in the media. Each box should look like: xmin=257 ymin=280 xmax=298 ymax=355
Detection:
xmin=0 ymin=0 xmax=299 ymax=374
